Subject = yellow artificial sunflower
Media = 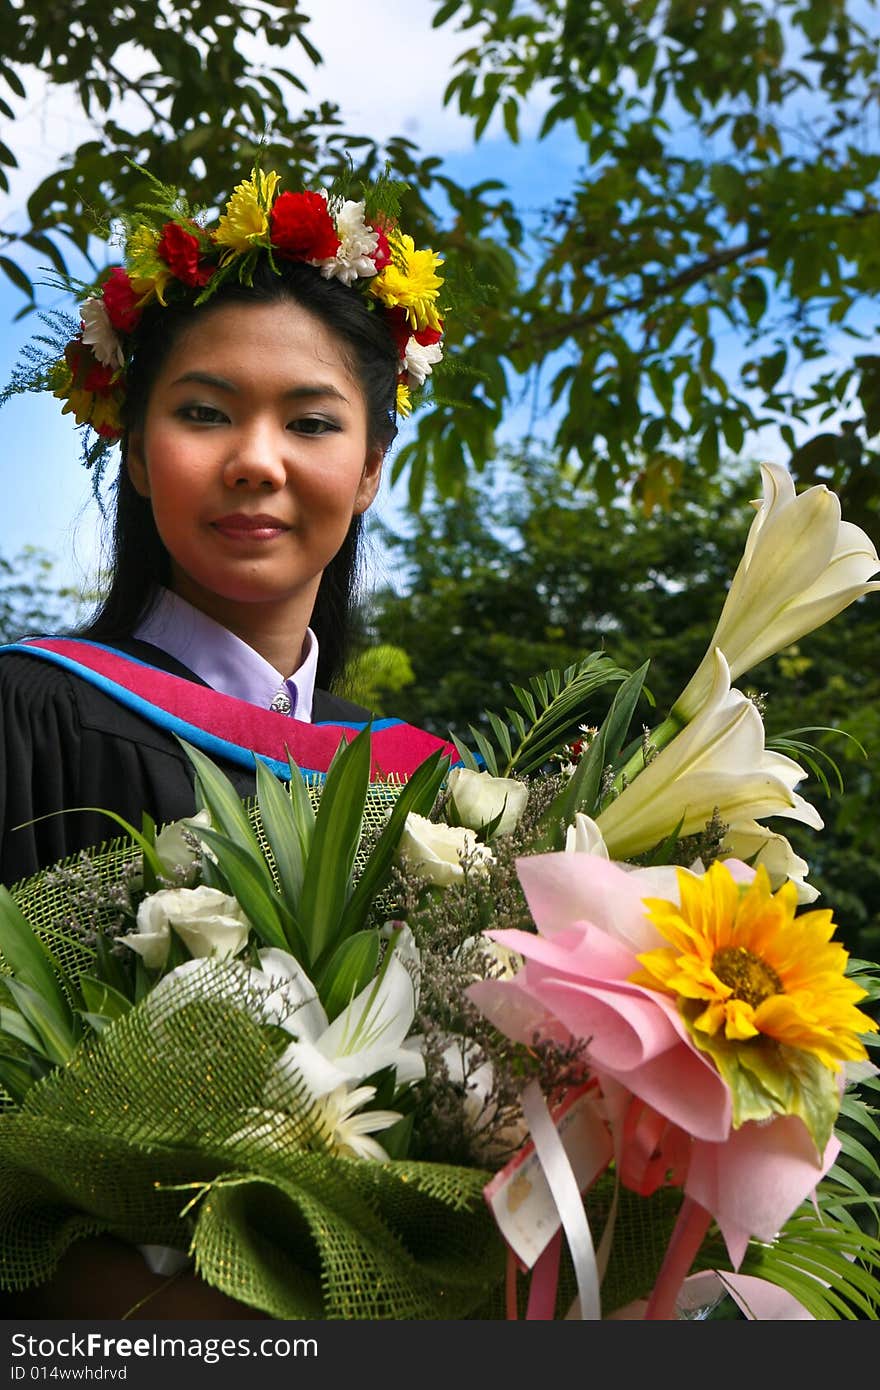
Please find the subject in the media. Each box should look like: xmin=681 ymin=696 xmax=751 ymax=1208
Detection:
xmin=370 ymin=232 xmax=444 ymax=333
xmin=215 ymin=168 xmax=281 ymax=255
xmin=633 ymin=861 xmax=877 ymax=1072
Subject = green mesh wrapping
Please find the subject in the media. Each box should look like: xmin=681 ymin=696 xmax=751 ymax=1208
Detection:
xmin=0 ymin=784 xmax=684 ymax=1318
xmin=0 ymin=965 xmax=507 ymax=1317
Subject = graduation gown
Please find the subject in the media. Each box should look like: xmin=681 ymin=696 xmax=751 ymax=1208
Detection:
xmin=0 ymin=637 xmax=452 ymax=889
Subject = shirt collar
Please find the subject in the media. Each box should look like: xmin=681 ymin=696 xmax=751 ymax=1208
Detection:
xmin=133 ymin=588 xmax=318 ymax=721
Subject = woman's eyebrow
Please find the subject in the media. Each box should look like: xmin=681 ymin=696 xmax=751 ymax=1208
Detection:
xmin=170 ymin=371 xmax=349 ymax=403
xmin=170 ymin=371 xmax=237 ymax=391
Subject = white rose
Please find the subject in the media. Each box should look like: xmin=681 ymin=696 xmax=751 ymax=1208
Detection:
xmin=120 ymin=885 xmax=251 ymax=968
xmin=441 ymin=1040 xmax=528 ymax=1164
xmin=155 ymin=809 xmax=212 ymax=881
xmin=396 ymin=812 xmax=494 ymax=887
xmin=446 ymin=767 xmax=529 ymax=837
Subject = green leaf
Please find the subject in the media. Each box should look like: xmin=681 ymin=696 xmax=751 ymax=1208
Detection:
xmin=449 ymin=735 xmax=481 ymax=772
xmin=467 ymin=725 xmax=499 ymax=776
xmin=0 ymin=255 xmax=32 ymax=299
xmin=3 ymin=976 xmax=78 ymax=1066
xmin=284 ymin=751 xmax=317 ymax=856
xmin=178 ymin=738 xmax=264 ymax=857
xmin=0 ymin=887 xmax=77 ymax=1029
xmin=78 ymin=975 xmax=133 ymax=1024
xmin=335 ymin=750 xmax=449 ymax=943
xmin=0 ymin=1004 xmax=44 ymax=1053
xmin=0 ymin=1052 xmax=42 ymax=1104
xmin=254 ymin=757 xmax=309 ymax=908
xmin=538 ymin=662 xmax=651 ymax=843
xmin=23 ymin=809 xmax=164 ymax=880
xmin=317 ymin=929 xmax=380 ymax=1023
xmin=188 ymin=825 xmax=300 ymax=956
xmin=297 ymin=728 xmax=373 ymax=965
xmin=94 ymin=930 xmax=134 ymax=999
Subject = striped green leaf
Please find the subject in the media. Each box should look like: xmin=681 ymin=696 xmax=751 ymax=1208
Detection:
xmin=298 ymin=727 xmax=372 ymax=965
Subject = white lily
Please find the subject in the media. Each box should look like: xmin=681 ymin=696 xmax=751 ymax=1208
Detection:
xmin=564 ymin=811 xmax=610 ymax=858
xmin=676 ymin=462 xmax=880 ymax=720
xmin=251 ymin=938 xmax=424 ymax=1101
xmin=311 ymin=1084 xmax=402 ymax=1160
xmin=146 ymin=952 xmax=413 ymax=1163
xmin=720 ymin=819 xmax=819 ymax=904
xmin=595 ymin=649 xmax=822 ymax=861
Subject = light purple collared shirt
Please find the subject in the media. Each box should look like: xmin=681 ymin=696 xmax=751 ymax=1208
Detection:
xmin=133 ymin=588 xmax=319 ymax=721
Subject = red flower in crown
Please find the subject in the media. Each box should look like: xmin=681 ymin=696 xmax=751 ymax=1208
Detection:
xmin=101 ymin=267 xmax=142 ymax=333
xmin=270 ymin=191 xmax=341 ymax=261
xmin=413 ymin=322 xmax=443 ymax=346
xmin=385 ymin=308 xmax=445 ymax=365
xmin=370 ymin=224 xmax=392 ymax=273
xmin=385 ymin=306 xmax=413 ymax=358
xmin=157 ymin=222 xmax=214 ymax=287
xmin=82 ymin=360 xmax=117 ymax=394
xmin=65 ymin=339 xmax=115 ymax=392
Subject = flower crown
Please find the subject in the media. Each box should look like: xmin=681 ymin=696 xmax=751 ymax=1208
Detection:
xmin=46 ymin=167 xmax=445 ymax=462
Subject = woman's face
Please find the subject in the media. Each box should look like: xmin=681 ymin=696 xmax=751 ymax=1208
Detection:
xmin=127 ymin=298 xmax=383 ymax=643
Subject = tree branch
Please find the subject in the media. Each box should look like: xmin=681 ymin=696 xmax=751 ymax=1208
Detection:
xmin=508 ymin=234 xmax=772 ymax=352
xmin=104 ymin=60 xmax=167 ymax=129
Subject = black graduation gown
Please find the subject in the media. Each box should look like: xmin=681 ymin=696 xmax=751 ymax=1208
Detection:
xmin=0 ymin=638 xmax=373 ymax=889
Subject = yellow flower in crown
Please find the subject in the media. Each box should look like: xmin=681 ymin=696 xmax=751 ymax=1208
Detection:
xmin=55 ymin=383 xmax=123 ymax=436
xmin=370 ymin=231 xmax=444 ymax=333
xmin=215 ymin=168 xmax=281 ymax=256
xmin=395 ymin=382 xmax=413 ymax=418
xmin=125 ymin=225 xmax=173 ymax=306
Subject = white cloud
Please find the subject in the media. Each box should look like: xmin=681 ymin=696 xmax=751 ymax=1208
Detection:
xmin=269 ymin=1 xmax=479 ymax=151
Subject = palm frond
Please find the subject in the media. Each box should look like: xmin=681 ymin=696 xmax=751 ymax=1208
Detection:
xmin=698 ymin=1192 xmax=880 ymax=1319
xmin=455 ymin=652 xmax=637 ymax=779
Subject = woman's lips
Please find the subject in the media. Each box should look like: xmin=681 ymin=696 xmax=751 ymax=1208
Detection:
xmin=211 ymin=514 xmax=290 ymax=541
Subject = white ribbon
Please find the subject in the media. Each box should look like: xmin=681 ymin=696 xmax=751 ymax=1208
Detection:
xmin=520 ymin=1079 xmax=601 ymax=1321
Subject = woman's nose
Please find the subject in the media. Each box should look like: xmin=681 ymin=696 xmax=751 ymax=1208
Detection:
xmin=222 ymin=422 xmax=288 ymax=489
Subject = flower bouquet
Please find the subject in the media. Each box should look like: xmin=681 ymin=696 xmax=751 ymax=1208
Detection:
xmin=1 ymin=463 xmax=879 ymax=1320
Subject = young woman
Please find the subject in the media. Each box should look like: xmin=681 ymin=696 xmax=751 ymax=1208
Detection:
xmin=0 ymin=170 xmax=453 ymax=887
xmin=0 ymin=169 xmax=454 ymax=1317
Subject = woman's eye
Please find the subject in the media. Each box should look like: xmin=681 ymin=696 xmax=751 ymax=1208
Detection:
xmin=179 ymin=404 xmax=226 ymax=424
xmin=289 ymin=416 xmax=339 ymax=436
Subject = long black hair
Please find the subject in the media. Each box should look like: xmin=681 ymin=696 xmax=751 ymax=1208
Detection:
xmin=79 ymin=256 xmax=399 ymax=690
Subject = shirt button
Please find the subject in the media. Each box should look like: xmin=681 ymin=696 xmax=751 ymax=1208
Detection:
xmin=270 ymin=689 xmax=292 ymax=714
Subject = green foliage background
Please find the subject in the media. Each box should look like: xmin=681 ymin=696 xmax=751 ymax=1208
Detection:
xmin=357 ymin=455 xmax=880 ymax=961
